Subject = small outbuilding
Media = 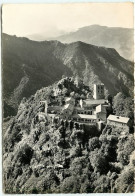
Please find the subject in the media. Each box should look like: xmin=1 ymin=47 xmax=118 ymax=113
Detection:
xmin=107 ymin=115 xmax=130 ymax=129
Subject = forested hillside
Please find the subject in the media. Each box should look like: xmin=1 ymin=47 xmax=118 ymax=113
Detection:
xmin=3 ymin=78 xmax=134 ymax=193
xmin=2 ymin=33 xmax=133 ymax=117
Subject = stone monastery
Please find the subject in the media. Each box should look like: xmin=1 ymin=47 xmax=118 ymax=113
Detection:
xmin=40 ymin=77 xmax=130 ymax=131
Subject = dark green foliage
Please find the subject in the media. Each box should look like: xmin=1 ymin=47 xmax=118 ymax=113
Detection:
xmin=93 ymin=175 xmax=111 ymax=193
xmin=3 ymin=77 xmax=134 ymax=193
xmin=4 ymin=124 xmax=22 ymax=152
xmin=90 ymin=149 xmax=109 ymax=174
xmin=89 ymin=137 xmax=101 ymax=151
xmin=15 ymin=144 xmax=33 ymax=165
xmin=117 ymin=134 xmax=134 ymax=165
xmin=114 ymin=166 xmax=134 ymax=193
xmin=60 ymin=176 xmax=78 ymax=193
xmin=13 ymin=167 xmax=23 ymax=179
xmin=113 ymin=93 xmax=134 ymax=121
xmin=107 ymin=94 xmax=113 ymax=104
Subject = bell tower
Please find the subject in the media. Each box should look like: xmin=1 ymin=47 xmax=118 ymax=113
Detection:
xmin=93 ymin=84 xmax=104 ymax=100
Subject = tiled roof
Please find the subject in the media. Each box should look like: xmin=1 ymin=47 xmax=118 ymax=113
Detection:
xmin=83 ymin=99 xmax=107 ymax=105
xmin=107 ymin=115 xmax=129 ymax=124
xmin=72 ymin=114 xmax=97 ymax=120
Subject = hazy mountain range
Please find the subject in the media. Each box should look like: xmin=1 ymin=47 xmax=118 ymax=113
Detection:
xmin=27 ymin=25 xmax=134 ymax=61
xmin=2 ymin=33 xmax=133 ymax=117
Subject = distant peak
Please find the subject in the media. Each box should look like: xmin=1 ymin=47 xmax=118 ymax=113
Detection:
xmin=78 ymin=24 xmax=108 ymax=30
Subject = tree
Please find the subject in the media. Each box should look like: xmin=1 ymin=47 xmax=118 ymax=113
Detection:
xmin=117 ymin=134 xmax=134 ymax=165
xmin=114 ymin=166 xmax=134 ymax=193
xmin=89 ymin=137 xmax=101 ymax=151
xmin=93 ymin=175 xmax=111 ymax=193
xmin=58 ymin=83 xmax=63 ymax=90
xmin=80 ymin=181 xmax=90 ymax=193
xmin=62 ymin=88 xmax=69 ymax=96
xmin=60 ymin=176 xmax=80 ymax=193
xmin=70 ymin=145 xmax=82 ymax=158
xmin=113 ymin=92 xmax=133 ymax=118
xmin=70 ymin=157 xmax=87 ymax=176
xmin=15 ymin=143 xmax=33 ymax=165
xmin=90 ymin=149 xmax=109 ymax=174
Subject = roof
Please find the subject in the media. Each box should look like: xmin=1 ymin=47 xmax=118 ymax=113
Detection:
xmin=83 ymin=99 xmax=107 ymax=106
xmin=94 ymin=83 xmax=104 ymax=86
xmin=72 ymin=114 xmax=97 ymax=120
xmin=107 ymin=115 xmax=129 ymax=124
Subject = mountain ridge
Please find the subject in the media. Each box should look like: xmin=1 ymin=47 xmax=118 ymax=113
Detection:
xmin=2 ymin=33 xmax=133 ymax=117
xmin=46 ymin=25 xmax=134 ymax=61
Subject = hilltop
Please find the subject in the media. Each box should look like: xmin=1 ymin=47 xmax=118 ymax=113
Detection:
xmin=3 ymin=77 xmax=134 ymax=193
xmin=2 ymin=33 xmax=133 ymax=117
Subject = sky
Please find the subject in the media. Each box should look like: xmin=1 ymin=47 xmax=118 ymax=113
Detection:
xmin=2 ymin=2 xmax=134 ymax=39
